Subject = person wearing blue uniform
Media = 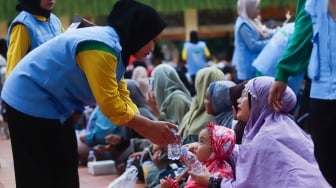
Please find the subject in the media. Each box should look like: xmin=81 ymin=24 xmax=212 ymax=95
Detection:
xmin=269 ymin=0 xmax=336 ymax=186
xmin=181 ymin=30 xmax=211 ymax=95
xmin=6 ymin=0 xmax=63 ymax=77
xmin=1 ymin=1 xmax=178 ymax=187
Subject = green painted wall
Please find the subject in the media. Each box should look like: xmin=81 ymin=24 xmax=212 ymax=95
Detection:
xmin=0 ymin=0 xmax=296 ymax=21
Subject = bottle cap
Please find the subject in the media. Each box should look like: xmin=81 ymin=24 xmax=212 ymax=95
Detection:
xmin=126 ymin=158 xmax=133 ymax=167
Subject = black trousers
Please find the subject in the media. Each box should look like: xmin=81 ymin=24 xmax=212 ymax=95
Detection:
xmin=308 ymin=99 xmax=336 ymax=187
xmin=6 ymin=104 xmax=79 ymax=188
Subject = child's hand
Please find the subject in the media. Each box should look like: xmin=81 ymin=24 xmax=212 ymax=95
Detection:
xmin=175 ymin=167 xmax=189 ymax=182
xmin=160 ymin=175 xmax=174 ymax=188
xmin=183 ymin=142 xmax=198 ymax=153
xmin=160 ymin=179 xmax=172 ymax=188
xmin=188 ymin=166 xmax=211 ymax=187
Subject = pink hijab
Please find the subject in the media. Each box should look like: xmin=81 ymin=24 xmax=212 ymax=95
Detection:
xmin=185 ymin=122 xmax=235 ymax=188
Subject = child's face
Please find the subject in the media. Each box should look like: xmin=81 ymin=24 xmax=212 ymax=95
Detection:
xmin=195 ymin=129 xmax=212 ymax=162
xmin=204 ymin=88 xmax=215 ymax=114
xmin=236 ymin=88 xmax=250 ymax=121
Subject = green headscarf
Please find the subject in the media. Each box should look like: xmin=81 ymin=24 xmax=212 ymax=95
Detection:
xmin=179 ymin=67 xmax=225 ymax=139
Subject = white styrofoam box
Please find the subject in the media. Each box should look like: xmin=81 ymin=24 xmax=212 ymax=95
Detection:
xmin=87 ymin=160 xmax=117 ymax=176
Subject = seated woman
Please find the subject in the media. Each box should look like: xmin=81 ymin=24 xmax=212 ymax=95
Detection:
xmin=189 ymin=76 xmax=331 ymax=187
xmin=77 ymin=105 xmax=126 ymax=165
xmin=179 ymin=67 xmax=225 ymax=145
xmin=205 ymin=80 xmax=236 ymax=128
xmin=145 ymin=63 xmax=192 ymax=187
xmin=78 ymin=79 xmax=156 ymax=165
xmin=147 ymin=63 xmax=192 ymax=125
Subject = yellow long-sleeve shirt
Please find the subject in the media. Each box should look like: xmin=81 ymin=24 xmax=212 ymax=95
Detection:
xmin=6 ymin=15 xmax=64 ymax=77
xmin=76 ymin=41 xmax=139 ymax=125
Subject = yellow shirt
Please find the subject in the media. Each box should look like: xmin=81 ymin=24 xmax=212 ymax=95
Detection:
xmin=6 ymin=15 xmax=64 ymax=77
xmin=181 ymin=44 xmax=211 ymax=61
xmin=76 ymin=41 xmax=139 ymax=125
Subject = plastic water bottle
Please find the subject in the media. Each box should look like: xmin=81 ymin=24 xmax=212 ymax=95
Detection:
xmin=181 ymin=146 xmax=203 ymax=174
xmin=167 ymin=129 xmax=182 ymax=160
xmin=88 ymin=150 xmax=96 ymax=163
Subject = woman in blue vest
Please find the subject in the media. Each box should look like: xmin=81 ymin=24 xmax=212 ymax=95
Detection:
xmin=6 ymin=0 xmax=63 ymax=77
xmin=1 ymin=1 xmax=178 ymax=187
xmin=232 ymin=0 xmax=273 ymax=82
xmin=181 ymin=30 xmax=211 ymax=95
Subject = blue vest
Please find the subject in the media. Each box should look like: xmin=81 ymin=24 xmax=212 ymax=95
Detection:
xmin=232 ymin=17 xmax=261 ymax=80
xmin=306 ymin=0 xmax=336 ymax=99
xmin=7 ymin=11 xmax=62 ymax=51
xmin=1 ymin=26 xmax=125 ymax=122
xmin=184 ymin=41 xmax=207 ymax=76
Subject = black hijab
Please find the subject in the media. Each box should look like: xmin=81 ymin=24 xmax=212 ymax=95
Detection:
xmin=107 ymin=0 xmax=167 ymax=67
xmin=189 ymin=30 xmax=199 ymax=44
xmin=16 ymin=0 xmax=51 ymax=19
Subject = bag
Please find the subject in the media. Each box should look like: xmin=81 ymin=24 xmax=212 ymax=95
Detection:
xmin=107 ymin=165 xmax=138 ymax=188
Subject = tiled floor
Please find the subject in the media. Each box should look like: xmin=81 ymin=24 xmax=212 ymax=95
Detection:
xmin=0 ymin=138 xmax=146 ymax=188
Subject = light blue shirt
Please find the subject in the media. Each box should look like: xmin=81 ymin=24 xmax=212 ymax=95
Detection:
xmin=1 ymin=26 xmax=124 ymax=122
xmin=306 ymin=0 xmax=336 ymax=99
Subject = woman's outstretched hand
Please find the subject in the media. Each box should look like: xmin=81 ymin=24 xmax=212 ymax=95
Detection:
xmin=126 ymin=114 xmax=178 ymax=147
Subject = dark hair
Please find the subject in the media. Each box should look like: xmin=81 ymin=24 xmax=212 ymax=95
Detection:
xmin=16 ymin=0 xmax=52 ymax=18
xmin=248 ymin=92 xmax=252 ymax=109
xmin=229 ymin=80 xmax=248 ymax=111
xmin=0 ymin=39 xmax=7 ymax=58
xmin=189 ymin=30 xmax=199 ymax=44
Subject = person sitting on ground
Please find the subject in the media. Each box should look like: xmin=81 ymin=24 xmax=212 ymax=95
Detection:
xmin=179 ymin=67 xmax=225 ymax=145
xmin=85 ymin=79 xmax=156 ymax=165
xmin=189 ymin=76 xmax=330 ymax=188
xmin=205 ymin=81 xmax=236 ymax=128
xmin=145 ymin=63 xmax=192 ymax=187
xmin=160 ymin=122 xmax=235 ymax=188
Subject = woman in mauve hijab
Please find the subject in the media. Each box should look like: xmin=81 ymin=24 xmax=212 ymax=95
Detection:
xmin=189 ymin=76 xmax=330 ymax=188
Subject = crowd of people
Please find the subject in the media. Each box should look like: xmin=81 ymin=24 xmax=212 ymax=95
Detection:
xmin=0 ymin=0 xmax=335 ymax=187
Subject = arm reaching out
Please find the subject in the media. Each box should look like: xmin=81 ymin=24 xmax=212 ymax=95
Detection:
xmin=268 ymin=81 xmax=287 ymax=112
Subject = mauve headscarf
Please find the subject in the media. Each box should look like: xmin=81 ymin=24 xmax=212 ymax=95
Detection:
xmin=208 ymin=81 xmax=236 ymax=128
xmin=221 ymin=76 xmax=331 ymax=187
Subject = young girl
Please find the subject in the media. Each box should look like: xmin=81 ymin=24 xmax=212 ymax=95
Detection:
xmin=160 ymin=122 xmax=235 ymax=188
xmin=191 ymin=76 xmax=331 ymax=188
